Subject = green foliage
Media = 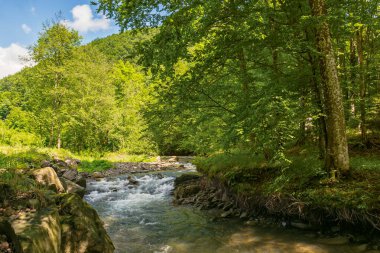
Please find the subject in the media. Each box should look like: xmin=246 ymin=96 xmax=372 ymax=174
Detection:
xmin=0 ymin=146 xmax=49 ymax=170
xmin=0 ymin=121 xmax=42 ymax=147
xmin=78 ymin=160 xmax=114 ymax=173
xmin=195 ymin=148 xmax=380 ymax=212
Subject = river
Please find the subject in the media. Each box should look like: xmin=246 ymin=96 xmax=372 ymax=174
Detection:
xmin=85 ymin=164 xmax=367 ymax=253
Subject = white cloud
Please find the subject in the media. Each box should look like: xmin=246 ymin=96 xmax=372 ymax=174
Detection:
xmin=21 ymin=24 xmax=32 ymax=34
xmin=0 ymin=44 xmax=30 ymax=79
xmin=31 ymin=6 xmax=36 ymax=15
xmin=62 ymin=5 xmax=110 ymax=33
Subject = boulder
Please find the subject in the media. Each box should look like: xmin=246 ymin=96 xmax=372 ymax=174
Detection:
xmin=174 ymin=184 xmax=201 ymax=199
xmin=32 ymin=167 xmax=65 ymax=193
xmin=52 ymin=159 xmax=69 ymax=171
xmin=59 ymin=194 xmax=115 ymax=253
xmin=11 ymin=209 xmax=61 ymax=253
xmin=92 ymin=172 xmax=104 ymax=179
xmin=74 ymin=175 xmax=86 ymax=188
xmin=221 ymin=209 xmax=234 ymax=218
xmin=0 ymin=218 xmax=23 ymax=253
xmin=61 ymin=178 xmax=86 ymax=198
xmin=40 ymin=160 xmax=52 ymax=168
xmin=64 ymin=159 xmax=80 ymax=169
xmin=168 ymin=156 xmax=178 ymax=163
xmin=174 ymin=173 xmax=201 ymax=187
xmin=62 ymin=169 xmax=78 ymax=181
xmin=127 ymin=176 xmax=139 ymax=185
xmin=290 ymin=221 xmax=312 ymax=230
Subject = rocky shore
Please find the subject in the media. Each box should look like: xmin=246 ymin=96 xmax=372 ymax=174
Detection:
xmin=0 ymin=156 xmax=193 ymax=253
xmin=89 ymin=161 xmax=187 ymax=179
xmin=0 ymin=158 xmax=114 ymax=253
xmin=173 ymin=173 xmax=380 ymax=252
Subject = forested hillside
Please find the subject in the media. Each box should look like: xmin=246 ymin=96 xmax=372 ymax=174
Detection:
xmin=1 ymin=0 xmax=379 ymax=174
xmin=0 ymin=26 xmax=156 ymax=154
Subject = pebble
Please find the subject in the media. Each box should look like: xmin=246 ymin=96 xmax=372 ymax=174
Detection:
xmin=0 ymin=241 xmax=9 ymax=249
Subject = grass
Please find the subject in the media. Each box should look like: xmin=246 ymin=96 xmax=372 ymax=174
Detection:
xmin=78 ymin=160 xmax=114 ymax=173
xmin=0 ymin=145 xmax=156 ymax=173
xmin=194 ymin=147 xmax=380 ymax=218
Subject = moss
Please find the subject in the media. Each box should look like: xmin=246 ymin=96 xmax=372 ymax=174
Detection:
xmin=196 ymin=150 xmax=380 ymax=228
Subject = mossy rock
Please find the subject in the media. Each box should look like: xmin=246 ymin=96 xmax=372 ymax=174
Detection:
xmin=174 ymin=173 xmax=201 ymax=187
xmin=58 ymin=194 xmax=115 ymax=253
xmin=11 ymin=208 xmax=61 ymax=253
xmin=174 ymin=184 xmax=201 ymax=199
xmin=0 ymin=218 xmax=23 ymax=253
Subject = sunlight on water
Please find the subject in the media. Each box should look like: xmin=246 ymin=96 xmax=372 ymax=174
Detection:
xmin=85 ymin=164 xmax=367 ymax=253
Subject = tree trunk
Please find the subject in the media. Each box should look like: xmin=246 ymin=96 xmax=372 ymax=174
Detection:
xmin=308 ymin=52 xmax=327 ymax=159
xmin=357 ymin=27 xmax=367 ymax=143
xmin=309 ymin=0 xmax=350 ymax=176
xmin=349 ymin=39 xmax=357 ymax=118
xmin=57 ymin=132 xmax=61 ymax=149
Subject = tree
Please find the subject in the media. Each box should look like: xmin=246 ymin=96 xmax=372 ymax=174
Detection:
xmin=309 ymin=0 xmax=350 ymax=175
xmin=94 ymin=1 xmax=340 ymax=164
xmin=30 ymin=22 xmax=81 ymax=149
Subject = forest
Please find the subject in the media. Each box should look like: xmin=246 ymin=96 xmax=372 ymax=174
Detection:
xmin=0 ymin=0 xmax=379 ymax=236
xmin=1 ymin=0 xmax=379 ymax=173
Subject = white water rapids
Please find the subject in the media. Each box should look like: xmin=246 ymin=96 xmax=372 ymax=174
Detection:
xmin=85 ymin=164 xmax=370 ymax=253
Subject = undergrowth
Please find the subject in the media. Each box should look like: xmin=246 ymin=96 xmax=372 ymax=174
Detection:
xmin=194 ymin=148 xmax=380 ymax=218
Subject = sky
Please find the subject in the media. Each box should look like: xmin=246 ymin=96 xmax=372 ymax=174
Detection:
xmin=0 ymin=0 xmax=119 ymax=78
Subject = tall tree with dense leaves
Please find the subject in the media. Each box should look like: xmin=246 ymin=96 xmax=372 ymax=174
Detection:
xmin=309 ymin=0 xmax=350 ymax=175
xmin=95 ymin=0 xmax=351 ymax=172
xmin=30 ymin=23 xmax=81 ymax=149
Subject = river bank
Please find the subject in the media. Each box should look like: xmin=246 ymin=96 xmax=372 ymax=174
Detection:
xmin=85 ymin=168 xmax=376 ymax=253
xmin=173 ymin=166 xmax=380 ymax=252
xmin=1 ymin=148 xmax=380 ymax=253
xmin=0 ymin=154 xmax=192 ymax=253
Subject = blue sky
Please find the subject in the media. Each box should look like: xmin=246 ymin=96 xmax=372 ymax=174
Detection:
xmin=0 ymin=0 xmax=119 ymax=78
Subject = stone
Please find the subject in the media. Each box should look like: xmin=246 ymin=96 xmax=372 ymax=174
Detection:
xmin=220 ymin=209 xmax=233 ymax=218
xmin=92 ymin=172 xmax=104 ymax=179
xmin=64 ymin=159 xmax=80 ymax=168
xmin=52 ymin=159 xmax=69 ymax=171
xmin=222 ymin=203 xmax=233 ymax=211
xmin=0 ymin=218 xmax=23 ymax=253
xmin=62 ymin=169 xmax=78 ymax=181
xmin=168 ymin=156 xmax=178 ymax=162
xmin=32 ymin=167 xmax=65 ymax=193
xmin=127 ymin=176 xmax=139 ymax=185
xmin=174 ymin=185 xmax=201 ymax=199
xmin=290 ymin=221 xmax=312 ymax=230
xmin=40 ymin=160 xmax=52 ymax=168
xmin=74 ymin=175 xmax=86 ymax=188
xmin=245 ymin=220 xmax=259 ymax=226
xmin=59 ymin=194 xmax=115 ymax=253
xmin=11 ymin=209 xmax=61 ymax=253
xmin=61 ymin=178 xmax=86 ymax=198
xmin=239 ymin=212 xmax=248 ymax=219
xmin=174 ymin=173 xmax=201 ymax=187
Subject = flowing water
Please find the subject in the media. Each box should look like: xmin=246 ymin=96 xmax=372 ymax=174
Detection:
xmin=85 ymin=164 xmax=368 ymax=253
